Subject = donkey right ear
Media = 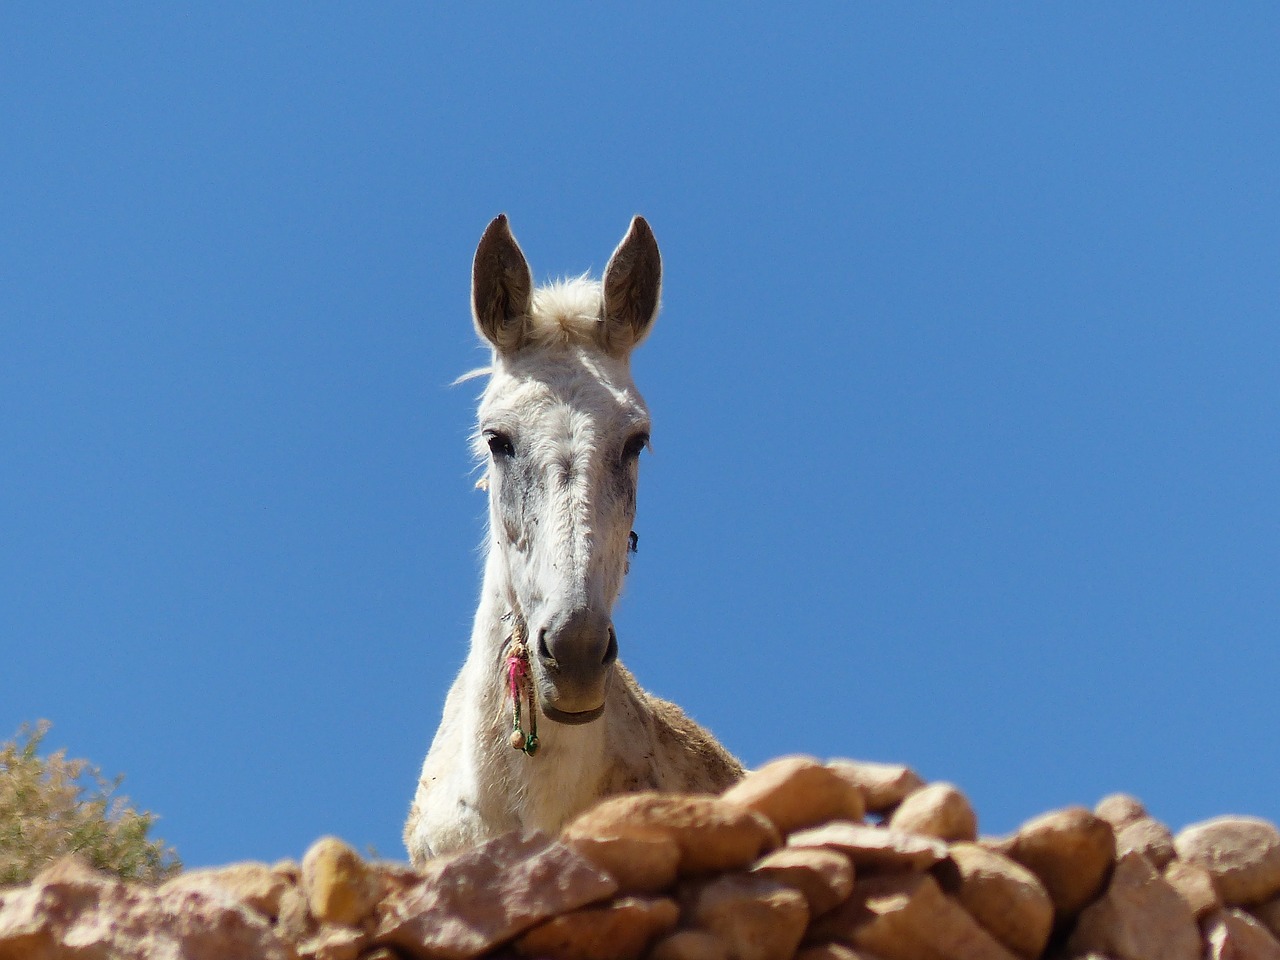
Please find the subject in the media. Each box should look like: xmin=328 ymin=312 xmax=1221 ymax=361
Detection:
xmin=472 ymin=214 xmax=533 ymax=352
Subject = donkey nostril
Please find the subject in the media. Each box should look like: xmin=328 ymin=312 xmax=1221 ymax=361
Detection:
xmin=537 ymin=629 xmax=554 ymax=666
xmin=602 ymin=628 xmax=618 ymax=666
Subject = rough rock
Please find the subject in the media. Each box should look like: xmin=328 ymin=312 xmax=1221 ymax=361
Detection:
xmin=1204 ymin=908 xmax=1280 ymax=960
xmin=648 ymin=929 xmax=730 ymax=960
xmin=301 ymin=836 xmax=382 ymax=928
xmin=562 ymin=833 xmax=681 ymax=894
xmin=1064 ymin=851 xmax=1200 ymax=960
xmin=681 ymin=873 xmax=810 ymax=960
xmin=948 ymin=842 xmax=1053 ymax=960
xmin=514 ymin=895 xmax=678 ymax=960
xmin=0 ymin=855 xmax=294 ymax=960
xmin=1115 ymin=817 xmax=1176 ymax=870
xmin=1176 ymin=816 xmax=1280 ymax=906
xmin=160 ymin=860 xmax=294 ymax=922
xmin=722 ymin=755 xmax=867 ymax=834
xmin=1163 ymin=859 xmax=1222 ymax=918
xmin=887 ymin=782 xmax=978 ymax=843
xmin=787 ymin=821 xmax=949 ymax=873
xmin=374 ymin=830 xmax=617 ymax=960
xmin=809 ymin=871 xmax=1020 ymax=960
xmin=825 ymin=761 xmax=926 ymax=815
xmin=562 ymin=792 xmax=780 ymax=874
xmin=999 ymin=807 xmax=1116 ymax=916
xmin=750 ymin=846 xmax=856 ymax=917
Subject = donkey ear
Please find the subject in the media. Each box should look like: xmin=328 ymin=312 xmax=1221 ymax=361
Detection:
xmin=472 ymin=214 xmax=533 ymax=352
xmin=602 ymin=216 xmax=662 ymax=354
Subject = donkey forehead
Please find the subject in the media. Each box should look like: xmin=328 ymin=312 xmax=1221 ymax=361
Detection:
xmin=479 ymin=349 xmax=650 ymax=436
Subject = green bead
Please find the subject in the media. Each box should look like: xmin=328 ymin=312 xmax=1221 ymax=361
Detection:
xmin=524 ymin=735 xmax=540 ymax=757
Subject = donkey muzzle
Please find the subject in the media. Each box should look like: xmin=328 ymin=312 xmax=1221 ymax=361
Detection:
xmin=534 ymin=606 xmax=618 ymax=723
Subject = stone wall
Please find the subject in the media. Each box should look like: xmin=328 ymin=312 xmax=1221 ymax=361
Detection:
xmin=3 ymin=755 xmax=1280 ymax=960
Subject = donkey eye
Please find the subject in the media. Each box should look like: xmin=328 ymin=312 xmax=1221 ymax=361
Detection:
xmin=485 ymin=431 xmax=515 ymax=459
xmin=621 ymin=432 xmax=649 ymax=461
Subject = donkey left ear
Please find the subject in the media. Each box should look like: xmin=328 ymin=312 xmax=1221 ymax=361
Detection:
xmin=602 ymin=216 xmax=662 ymax=355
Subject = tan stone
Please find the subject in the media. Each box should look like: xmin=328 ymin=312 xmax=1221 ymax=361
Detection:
xmin=1253 ymin=894 xmax=1280 ymax=940
xmin=297 ymin=922 xmax=368 ymax=960
xmin=514 ymin=895 xmax=679 ymax=960
xmin=750 ymin=846 xmax=855 ymax=917
xmin=0 ymin=856 xmax=294 ymax=960
xmin=787 ymin=821 xmax=949 ymax=873
xmin=563 ymin=792 xmax=780 ymax=875
xmin=1115 ymin=817 xmax=1176 ymax=869
xmin=374 ymin=830 xmax=617 ymax=960
xmin=1163 ymin=859 xmax=1223 ymax=919
xmin=1205 ymin=908 xmax=1280 ymax=960
xmin=302 ymin=836 xmax=381 ymax=927
xmin=809 ymin=871 xmax=1019 ymax=960
xmin=1065 ymin=851 xmax=1200 ymax=960
xmin=648 ymin=929 xmax=730 ymax=960
xmin=887 ymin=782 xmax=978 ymax=843
xmin=948 ymin=842 xmax=1053 ymax=960
xmin=563 ymin=833 xmax=681 ymax=894
xmin=825 ymin=760 xmax=926 ymax=815
xmin=1095 ymin=793 xmax=1148 ymax=829
xmin=160 ymin=860 xmax=293 ymax=921
xmin=1176 ymin=816 xmax=1280 ymax=906
xmin=683 ymin=873 xmax=809 ymax=960
xmin=276 ymin=885 xmax=317 ymax=945
xmin=722 ymin=755 xmax=866 ymax=835
xmin=795 ymin=945 xmax=891 ymax=960
xmin=1000 ymin=806 xmax=1115 ymax=915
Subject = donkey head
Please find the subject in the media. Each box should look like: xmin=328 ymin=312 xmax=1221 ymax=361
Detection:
xmin=471 ymin=215 xmax=660 ymax=725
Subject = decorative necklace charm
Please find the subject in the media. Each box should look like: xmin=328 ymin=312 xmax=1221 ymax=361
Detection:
xmin=505 ymin=622 xmax=539 ymax=757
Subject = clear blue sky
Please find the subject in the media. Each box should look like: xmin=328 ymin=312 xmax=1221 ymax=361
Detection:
xmin=4 ymin=6 xmax=1277 ymax=869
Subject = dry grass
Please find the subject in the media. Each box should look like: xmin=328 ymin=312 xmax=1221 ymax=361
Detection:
xmin=0 ymin=721 xmax=180 ymax=885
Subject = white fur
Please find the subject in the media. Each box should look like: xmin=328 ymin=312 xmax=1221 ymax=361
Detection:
xmin=405 ymin=220 xmax=740 ymax=863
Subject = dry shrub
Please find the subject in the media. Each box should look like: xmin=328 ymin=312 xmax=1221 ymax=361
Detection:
xmin=0 ymin=721 xmax=180 ymax=885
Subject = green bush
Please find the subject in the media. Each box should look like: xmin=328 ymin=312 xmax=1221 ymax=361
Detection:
xmin=0 ymin=721 xmax=180 ymax=885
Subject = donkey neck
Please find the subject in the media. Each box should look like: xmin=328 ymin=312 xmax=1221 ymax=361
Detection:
xmin=462 ymin=546 xmax=614 ymax=833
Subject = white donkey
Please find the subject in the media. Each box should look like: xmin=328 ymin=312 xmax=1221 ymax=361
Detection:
xmin=405 ymin=215 xmax=742 ymax=864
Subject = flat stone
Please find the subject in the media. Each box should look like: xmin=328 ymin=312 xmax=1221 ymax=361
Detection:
xmin=302 ymin=836 xmax=382 ymax=928
xmin=722 ymin=755 xmax=867 ymax=835
xmin=1205 ymin=908 xmax=1280 ymax=960
xmin=825 ymin=761 xmax=926 ymax=815
xmin=1115 ymin=817 xmax=1176 ymax=869
xmin=161 ymin=860 xmax=293 ymax=922
xmin=750 ymin=846 xmax=855 ymax=917
xmin=683 ymin=873 xmax=809 ymax=960
xmin=1065 ymin=851 xmax=1200 ymax=960
xmin=788 ymin=821 xmax=949 ymax=873
xmin=563 ymin=792 xmax=780 ymax=875
xmin=809 ymin=871 xmax=1020 ymax=960
xmin=1163 ymin=859 xmax=1223 ymax=919
xmin=648 ymin=929 xmax=730 ymax=960
xmin=374 ymin=830 xmax=617 ymax=960
xmin=948 ymin=842 xmax=1053 ymax=960
xmin=887 ymin=782 xmax=978 ymax=843
xmin=1000 ymin=806 xmax=1115 ymax=916
xmin=562 ymin=833 xmax=681 ymax=894
xmin=514 ymin=895 xmax=679 ymax=960
xmin=1176 ymin=816 xmax=1280 ymax=906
